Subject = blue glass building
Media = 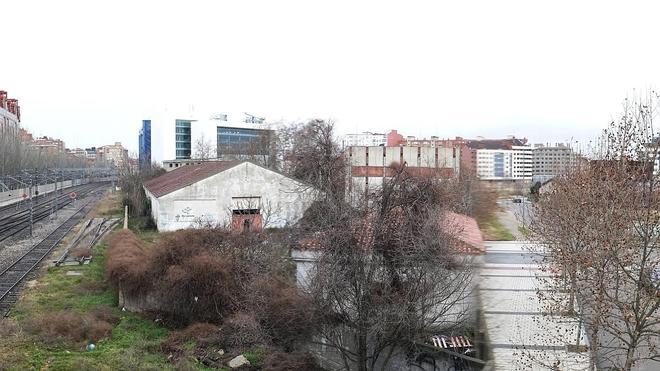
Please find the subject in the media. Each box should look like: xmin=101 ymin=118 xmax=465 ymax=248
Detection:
xmin=217 ymin=126 xmax=271 ymax=158
xmin=138 ymin=120 xmax=151 ymax=170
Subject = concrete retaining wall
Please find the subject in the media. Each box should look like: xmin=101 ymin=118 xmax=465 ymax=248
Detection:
xmin=118 ymin=289 xmax=161 ymax=313
xmin=0 ymin=178 xmax=89 ymax=208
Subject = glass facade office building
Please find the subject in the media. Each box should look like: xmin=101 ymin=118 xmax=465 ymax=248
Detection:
xmin=138 ymin=120 xmax=151 ymax=170
xmin=217 ymin=126 xmax=271 ymax=157
xmin=175 ymin=120 xmax=192 ymax=159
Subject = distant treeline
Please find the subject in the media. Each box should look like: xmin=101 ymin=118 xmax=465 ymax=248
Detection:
xmin=0 ymin=129 xmax=110 ymax=176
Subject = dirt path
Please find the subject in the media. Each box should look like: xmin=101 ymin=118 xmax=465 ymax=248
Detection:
xmin=495 ymin=200 xmax=533 ymax=240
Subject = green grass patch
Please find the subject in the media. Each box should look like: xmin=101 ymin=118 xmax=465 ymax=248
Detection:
xmin=480 ymin=217 xmax=516 ymax=241
xmin=0 ymin=232 xmax=181 ymax=370
xmin=244 ymin=346 xmax=266 ymax=368
xmin=127 ymin=216 xmax=160 ymax=244
xmin=518 ymin=225 xmax=531 ymax=238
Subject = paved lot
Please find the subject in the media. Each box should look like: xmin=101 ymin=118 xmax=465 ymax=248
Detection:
xmin=480 ymin=241 xmax=591 ymax=370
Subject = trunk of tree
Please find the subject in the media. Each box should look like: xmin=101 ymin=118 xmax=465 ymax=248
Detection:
xmin=624 ymin=346 xmax=636 ymax=371
xmin=357 ymin=328 xmax=368 ymax=371
xmin=566 ymin=269 xmax=577 ymax=315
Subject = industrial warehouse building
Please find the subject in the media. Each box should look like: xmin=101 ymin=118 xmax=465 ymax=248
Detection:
xmin=143 ymin=161 xmax=317 ymax=232
xmin=347 ymin=145 xmax=461 ymax=197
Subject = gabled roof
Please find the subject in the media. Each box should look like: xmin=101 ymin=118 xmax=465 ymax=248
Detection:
xmin=144 ymin=161 xmax=243 ymax=198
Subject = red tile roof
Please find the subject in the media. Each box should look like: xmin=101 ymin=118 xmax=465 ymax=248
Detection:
xmin=297 ymin=211 xmax=485 ymax=255
xmin=441 ymin=211 xmax=485 ymax=254
xmin=144 ymin=161 xmax=243 ymax=198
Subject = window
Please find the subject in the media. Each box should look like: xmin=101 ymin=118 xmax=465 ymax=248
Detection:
xmin=175 ymin=120 xmax=192 ymax=159
xmin=217 ymin=126 xmax=272 ymax=156
xmin=231 ymin=208 xmax=262 ymax=232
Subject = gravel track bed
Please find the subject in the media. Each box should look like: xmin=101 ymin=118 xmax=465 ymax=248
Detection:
xmin=0 ymin=193 xmax=103 ymax=273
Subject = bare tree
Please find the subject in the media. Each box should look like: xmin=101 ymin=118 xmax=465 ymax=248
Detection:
xmin=299 ymin=165 xmax=475 ymax=371
xmin=529 ymin=92 xmax=660 ymax=370
xmin=193 ymin=133 xmax=215 ymax=160
xmin=243 ymin=127 xmax=278 ymax=169
xmin=1 ymin=130 xmax=99 ymax=176
xmin=120 ymin=162 xmax=164 ymax=218
xmin=281 ymin=119 xmax=348 ymax=202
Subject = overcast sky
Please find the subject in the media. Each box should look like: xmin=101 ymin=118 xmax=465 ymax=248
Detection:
xmin=3 ymin=1 xmax=660 ymax=153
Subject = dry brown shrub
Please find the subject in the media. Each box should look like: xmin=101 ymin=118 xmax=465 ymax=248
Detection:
xmin=149 ymin=230 xmax=229 ymax=273
xmin=263 ymin=351 xmax=323 ymax=371
xmin=154 ymin=250 xmax=234 ymax=325
xmin=24 ymin=309 xmax=117 ymax=345
xmin=91 ymin=307 xmax=120 ymax=326
xmin=105 ymin=230 xmax=150 ymax=294
xmin=471 ymin=185 xmax=499 ymax=225
xmin=24 ymin=311 xmax=87 ymax=344
xmin=249 ymin=277 xmax=315 ymax=350
xmin=0 ymin=319 xmax=20 ymax=337
xmin=104 ymin=228 xmax=314 ymax=354
xmin=161 ymin=323 xmax=221 ymax=352
xmin=69 ymin=247 xmax=92 ymax=259
xmin=221 ymin=313 xmax=265 ymax=349
xmin=87 ymin=320 xmax=113 ymax=341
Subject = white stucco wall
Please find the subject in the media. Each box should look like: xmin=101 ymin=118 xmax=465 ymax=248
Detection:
xmin=148 ymin=162 xmax=317 ymax=231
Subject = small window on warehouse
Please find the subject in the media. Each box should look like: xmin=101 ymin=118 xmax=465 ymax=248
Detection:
xmin=231 ymin=196 xmax=263 ymax=232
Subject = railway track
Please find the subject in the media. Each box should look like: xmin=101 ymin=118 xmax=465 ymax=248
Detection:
xmin=0 ymin=183 xmax=106 ymax=243
xmin=53 ymin=217 xmax=120 ymax=266
xmin=0 ymin=196 xmax=100 ymax=316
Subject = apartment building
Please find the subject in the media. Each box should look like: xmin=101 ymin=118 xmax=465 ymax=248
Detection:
xmin=30 ymin=136 xmax=66 ymax=155
xmin=532 ymin=143 xmax=576 ymax=181
xmin=348 ymin=145 xmax=460 ymax=196
xmin=98 ymin=142 xmax=129 ymax=169
xmin=472 ymin=138 xmax=532 ymax=180
xmin=341 ymin=132 xmax=387 ymax=147
xmin=0 ymin=90 xmax=20 ymax=145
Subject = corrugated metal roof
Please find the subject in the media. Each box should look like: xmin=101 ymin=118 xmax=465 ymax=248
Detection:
xmin=144 ymin=160 xmax=243 ymax=198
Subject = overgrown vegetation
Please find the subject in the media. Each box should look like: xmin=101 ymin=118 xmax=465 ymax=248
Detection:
xmin=305 ymin=168 xmax=477 ymax=370
xmin=0 ymin=193 xmax=174 ymax=370
xmin=480 ymin=215 xmax=516 ymax=241
xmin=0 ymin=238 xmax=173 ymax=370
xmin=105 ymin=228 xmax=320 ymax=368
xmin=119 ymin=164 xmax=164 ymax=219
xmin=0 ymin=191 xmax=305 ymax=370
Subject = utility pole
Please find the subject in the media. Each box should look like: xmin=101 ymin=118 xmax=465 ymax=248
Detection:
xmin=49 ymin=171 xmax=58 ymax=217
xmin=29 ymin=176 xmax=34 ymax=237
xmin=54 ymin=171 xmax=59 ymax=217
